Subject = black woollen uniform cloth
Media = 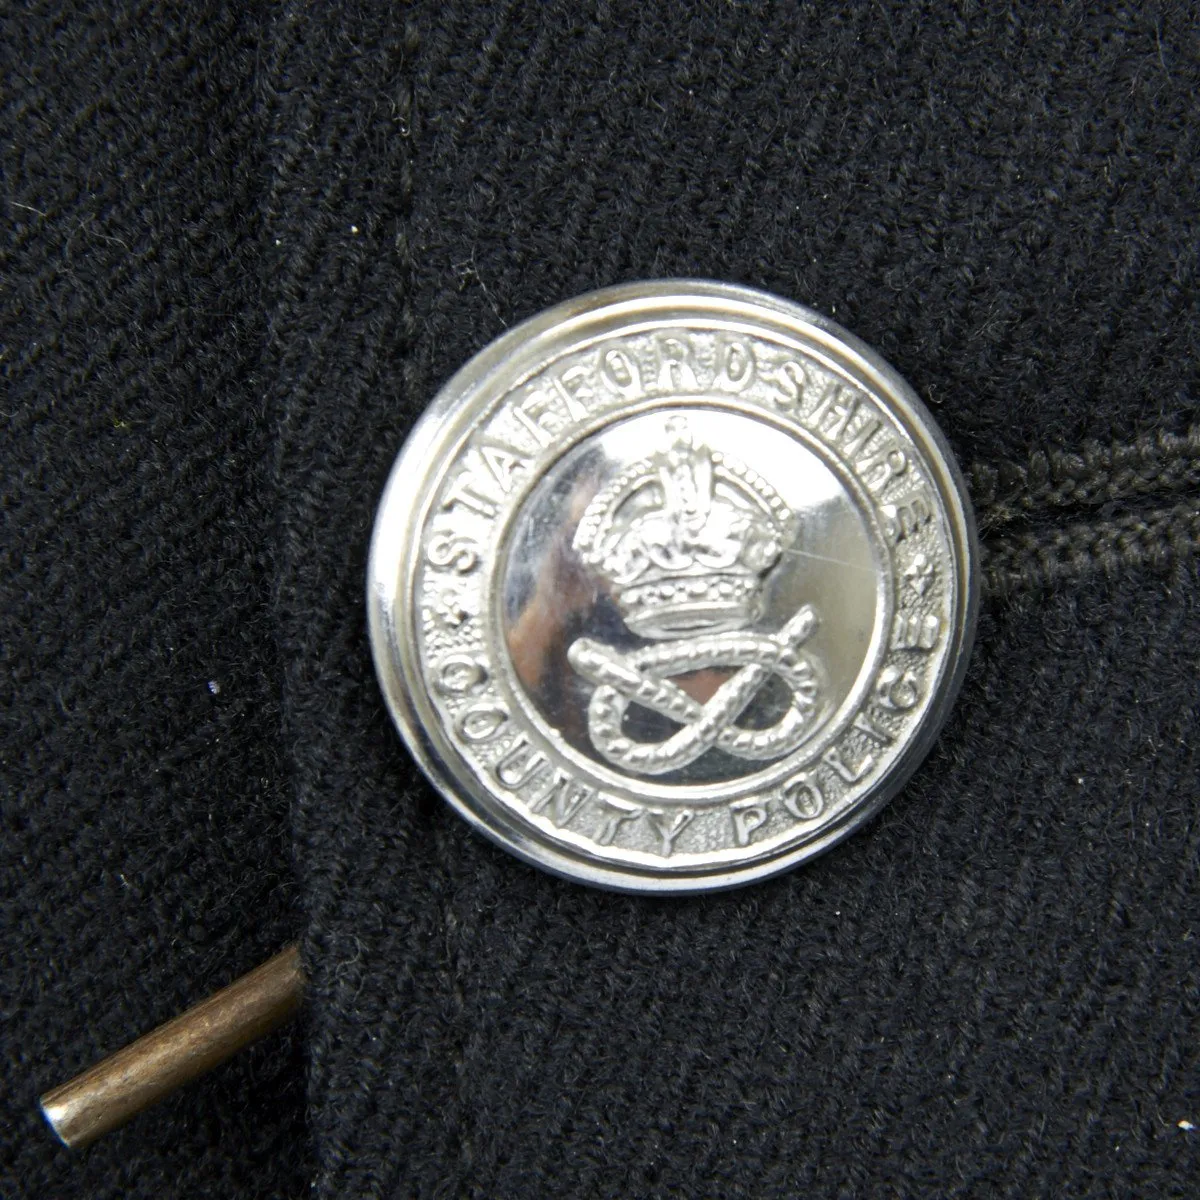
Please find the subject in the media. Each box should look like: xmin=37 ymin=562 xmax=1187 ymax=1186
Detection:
xmin=4 ymin=2 xmax=1199 ymax=1196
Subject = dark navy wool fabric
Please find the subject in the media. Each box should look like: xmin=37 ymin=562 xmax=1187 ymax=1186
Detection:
xmin=4 ymin=2 xmax=1198 ymax=1196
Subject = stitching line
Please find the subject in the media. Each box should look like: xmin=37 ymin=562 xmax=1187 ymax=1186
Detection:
xmin=968 ymin=425 xmax=1200 ymax=533
xmin=981 ymin=500 xmax=1200 ymax=598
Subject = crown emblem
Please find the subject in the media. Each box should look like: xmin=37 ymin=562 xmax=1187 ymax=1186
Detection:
xmin=573 ymin=417 xmax=794 ymax=639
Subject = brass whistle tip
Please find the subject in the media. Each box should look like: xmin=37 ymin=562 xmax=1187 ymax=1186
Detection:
xmin=39 ymin=1094 xmax=75 ymax=1149
xmin=39 ymin=943 xmax=304 ymax=1149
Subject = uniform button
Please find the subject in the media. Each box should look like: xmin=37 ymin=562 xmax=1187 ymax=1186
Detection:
xmin=368 ymin=280 xmax=978 ymax=891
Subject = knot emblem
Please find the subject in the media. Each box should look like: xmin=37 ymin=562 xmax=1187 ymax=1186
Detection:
xmin=567 ymin=605 xmax=823 ymax=775
xmin=568 ymin=417 xmax=825 ymax=776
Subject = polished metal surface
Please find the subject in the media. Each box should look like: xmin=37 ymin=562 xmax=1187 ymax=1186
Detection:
xmin=369 ymin=281 xmax=978 ymax=891
xmin=40 ymin=944 xmax=304 ymax=1148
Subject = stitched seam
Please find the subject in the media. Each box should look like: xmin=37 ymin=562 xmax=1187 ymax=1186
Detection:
xmin=969 ymin=425 xmax=1200 ymax=533
xmin=981 ymin=499 xmax=1200 ymax=598
xmin=264 ymin=10 xmax=420 ymax=1195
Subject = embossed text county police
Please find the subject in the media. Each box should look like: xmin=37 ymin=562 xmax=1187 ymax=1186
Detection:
xmin=369 ymin=282 xmax=977 ymax=891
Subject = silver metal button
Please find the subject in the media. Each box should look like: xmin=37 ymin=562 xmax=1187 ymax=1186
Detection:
xmin=368 ymin=281 xmax=978 ymax=892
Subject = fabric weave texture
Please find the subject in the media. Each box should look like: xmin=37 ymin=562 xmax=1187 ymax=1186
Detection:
xmin=3 ymin=2 xmax=1198 ymax=1197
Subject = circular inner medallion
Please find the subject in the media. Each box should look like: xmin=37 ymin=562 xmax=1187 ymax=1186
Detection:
xmin=369 ymin=281 xmax=978 ymax=892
